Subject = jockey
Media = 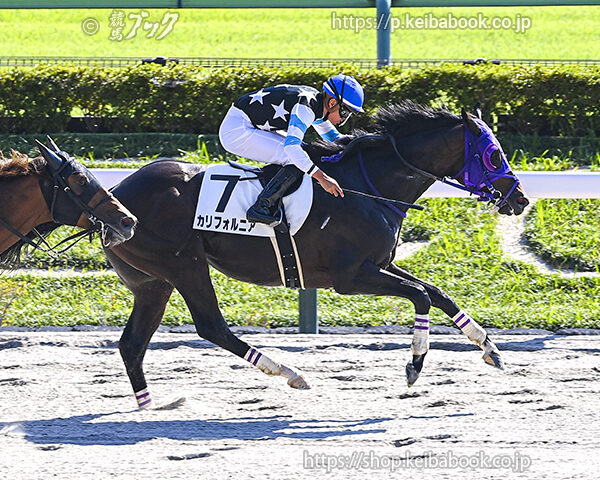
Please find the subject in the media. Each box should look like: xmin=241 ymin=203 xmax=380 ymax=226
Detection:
xmin=219 ymin=74 xmax=365 ymax=227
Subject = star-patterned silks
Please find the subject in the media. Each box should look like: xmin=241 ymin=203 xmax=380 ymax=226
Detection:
xmin=271 ymin=100 xmax=289 ymax=121
xmin=256 ymin=120 xmax=274 ymax=131
xmin=228 ymin=84 xmax=344 ymax=173
xmin=249 ymin=89 xmax=270 ymax=105
xmin=297 ymin=88 xmax=318 ymax=103
xmin=233 ymin=85 xmax=323 ymax=134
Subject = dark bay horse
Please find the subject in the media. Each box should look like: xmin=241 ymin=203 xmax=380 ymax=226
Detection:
xmin=0 ymin=140 xmax=137 ymax=264
xmin=106 ymin=102 xmax=529 ymax=409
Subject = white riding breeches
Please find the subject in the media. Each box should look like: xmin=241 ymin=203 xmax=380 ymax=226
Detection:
xmin=219 ymin=105 xmax=291 ymax=167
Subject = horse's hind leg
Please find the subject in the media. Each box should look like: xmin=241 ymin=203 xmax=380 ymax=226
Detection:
xmin=175 ymin=261 xmax=309 ymax=389
xmin=385 ymin=263 xmax=504 ymax=370
xmin=106 ymin=250 xmax=174 ymax=409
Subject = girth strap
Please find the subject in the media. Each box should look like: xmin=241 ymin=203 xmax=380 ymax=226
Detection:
xmin=270 ymin=209 xmax=304 ymax=289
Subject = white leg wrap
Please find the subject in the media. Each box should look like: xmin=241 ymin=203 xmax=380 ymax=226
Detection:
xmin=411 ymin=313 xmax=430 ymax=355
xmin=135 ymin=388 xmax=152 ymax=409
xmin=452 ymin=310 xmax=487 ymax=346
xmin=245 ymin=347 xmax=297 ymax=377
xmin=244 ymin=347 xmax=310 ymax=389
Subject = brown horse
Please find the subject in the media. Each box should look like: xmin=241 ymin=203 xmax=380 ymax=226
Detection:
xmin=104 ymin=102 xmax=530 ymax=409
xmin=0 ymin=139 xmax=137 ymax=264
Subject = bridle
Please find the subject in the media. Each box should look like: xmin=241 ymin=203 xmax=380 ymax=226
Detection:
xmin=0 ymin=143 xmax=120 ymax=256
xmin=43 ymin=151 xmax=120 ymax=247
xmin=386 ymin=131 xmax=520 ymax=212
xmin=321 ymin=122 xmax=521 ymax=216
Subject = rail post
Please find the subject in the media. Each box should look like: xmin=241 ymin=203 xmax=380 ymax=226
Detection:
xmin=299 ymin=289 xmax=319 ymax=334
xmin=376 ymin=0 xmax=392 ymax=68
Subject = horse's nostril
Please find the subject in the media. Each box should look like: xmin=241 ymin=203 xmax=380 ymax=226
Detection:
xmin=121 ymin=216 xmax=135 ymax=228
xmin=517 ymin=196 xmax=529 ymax=206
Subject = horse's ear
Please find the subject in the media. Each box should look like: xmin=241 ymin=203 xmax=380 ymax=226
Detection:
xmin=473 ymin=103 xmax=482 ymax=119
xmin=461 ymin=108 xmax=482 ymax=136
xmin=35 ymin=139 xmax=64 ymax=172
xmin=46 ymin=135 xmax=61 ymax=153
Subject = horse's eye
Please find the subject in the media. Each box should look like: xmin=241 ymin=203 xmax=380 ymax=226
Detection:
xmin=490 ymin=149 xmax=503 ymax=169
xmin=77 ymin=175 xmax=88 ymax=186
xmin=482 ymin=144 xmax=502 ymax=171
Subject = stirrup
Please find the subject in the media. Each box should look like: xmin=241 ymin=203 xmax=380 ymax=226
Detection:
xmin=246 ymin=205 xmax=283 ymax=227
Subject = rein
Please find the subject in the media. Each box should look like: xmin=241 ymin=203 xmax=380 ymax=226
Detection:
xmin=353 ymin=152 xmax=421 ymax=218
xmin=322 ymin=128 xmax=519 ymax=215
xmin=321 ymin=139 xmax=423 ymax=218
xmin=382 ymin=133 xmax=519 ymax=212
xmin=0 ymin=214 xmax=99 ymax=257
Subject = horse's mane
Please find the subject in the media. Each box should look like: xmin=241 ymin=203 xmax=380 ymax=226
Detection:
xmin=0 ymin=151 xmax=46 ymax=178
xmin=368 ymin=100 xmax=462 ymax=137
xmin=0 ymin=151 xmax=54 ymax=269
xmin=307 ymin=100 xmax=462 ymax=158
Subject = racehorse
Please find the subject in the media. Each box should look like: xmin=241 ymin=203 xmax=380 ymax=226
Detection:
xmin=0 ymin=139 xmax=137 ymax=264
xmin=105 ymin=101 xmax=530 ymax=409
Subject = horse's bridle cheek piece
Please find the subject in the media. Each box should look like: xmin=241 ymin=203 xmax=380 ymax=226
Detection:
xmin=48 ymin=163 xmax=115 ymax=229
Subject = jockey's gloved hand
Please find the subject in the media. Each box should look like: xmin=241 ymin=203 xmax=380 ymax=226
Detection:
xmin=312 ymin=169 xmax=344 ymax=198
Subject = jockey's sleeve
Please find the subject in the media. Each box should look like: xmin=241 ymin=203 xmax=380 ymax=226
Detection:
xmin=283 ymin=103 xmax=319 ymax=175
xmin=313 ymin=119 xmax=342 ymax=142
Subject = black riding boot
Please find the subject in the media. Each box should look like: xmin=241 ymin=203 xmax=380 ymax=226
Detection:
xmin=246 ymin=165 xmax=303 ymax=227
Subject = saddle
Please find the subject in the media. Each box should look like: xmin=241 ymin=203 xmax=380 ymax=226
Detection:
xmin=227 ymin=161 xmax=305 ymax=196
xmin=226 ymin=160 xmax=305 ymax=289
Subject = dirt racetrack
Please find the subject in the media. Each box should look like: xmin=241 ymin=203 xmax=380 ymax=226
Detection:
xmin=1 ymin=330 xmax=599 ymax=479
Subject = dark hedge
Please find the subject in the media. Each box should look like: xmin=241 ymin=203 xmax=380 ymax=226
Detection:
xmin=1 ymin=63 xmax=598 ymax=136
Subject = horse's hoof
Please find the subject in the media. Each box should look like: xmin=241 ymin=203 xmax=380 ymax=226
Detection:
xmin=405 ymin=361 xmax=420 ymax=387
xmin=483 ymin=351 xmax=505 ymax=370
xmin=482 ymin=337 xmax=505 ymax=370
xmin=406 ymin=353 xmax=426 ymax=387
xmin=288 ymin=374 xmax=310 ymax=390
xmin=154 ymin=397 xmax=187 ymax=410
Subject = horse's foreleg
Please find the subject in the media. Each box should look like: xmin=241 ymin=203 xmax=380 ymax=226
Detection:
xmin=176 ymin=263 xmax=310 ymax=390
xmin=119 ymin=278 xmax=174 ymax=409
xmin=106 ymin=249 xmax=174 ymax=409
xmin=406 ymin=313 xmax=430 ymax=387
xmin=385 ymin=263 xmax=504 ymax=370
xmin=449 ymin=310 xmax=503 ymax=369
xmin=333 ymin=260 xmax=432 ymax=386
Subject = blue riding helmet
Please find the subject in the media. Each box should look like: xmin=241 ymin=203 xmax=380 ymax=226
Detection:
xmin=323 ymin=74 xmax=365 ymax=113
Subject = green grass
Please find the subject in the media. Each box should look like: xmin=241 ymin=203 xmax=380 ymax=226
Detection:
xmin=1 ymin=7 xmax=599 ymax=60
xmin=511 ymin=151 xmax=600 ymax=172
xmin=2 ymin=199 xmax=599 ymax=330
xmin=525 ymin=199 xmax=600 ymax=272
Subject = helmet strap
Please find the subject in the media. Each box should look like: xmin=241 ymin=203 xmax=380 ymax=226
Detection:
xmin=321 ymin=94 xmax=336 ymax=121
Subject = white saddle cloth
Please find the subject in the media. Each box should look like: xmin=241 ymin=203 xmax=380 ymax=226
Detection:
xmin=193 ymin=163 xmax=313 ymax=237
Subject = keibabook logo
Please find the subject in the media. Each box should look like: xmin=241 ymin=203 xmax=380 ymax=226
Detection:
xmin=81 ymin=10 xmax=180 ymax=41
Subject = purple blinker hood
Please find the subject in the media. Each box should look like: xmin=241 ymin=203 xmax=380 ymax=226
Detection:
xmin=461 ymin=118 xmax=513 ymax=191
